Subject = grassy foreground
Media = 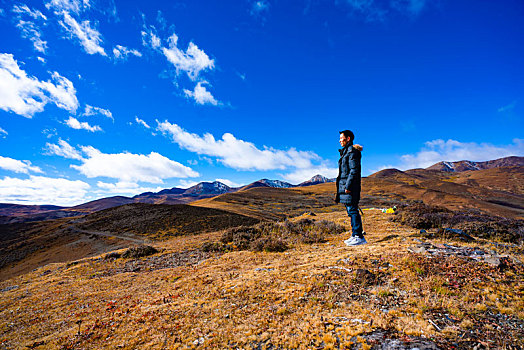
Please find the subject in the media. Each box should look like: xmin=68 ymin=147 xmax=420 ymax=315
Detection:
xmin=0 ymin=210 xmax=522 ymax=349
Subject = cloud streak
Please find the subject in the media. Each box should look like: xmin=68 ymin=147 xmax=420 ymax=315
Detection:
xmin=0 ymin=156 xmax=43 ymax=174
xmin=84 ymin=104 xmax=113 ymax=120
xmin=156 ymin=120 xmax=323 ymax=172
xmin=12 ymin=5 xmax=48 ymax=53
xmin=65 ymin=116 xmax=102 ymax=132
xmin=135 ymin=117 xmax=151 ymax=129
xmin=44 ymin=138 xmax=84 ymax=160
xmin=113 ymin=45 xmax=142 ymax=60
xmin=59 ymin=11 xmax=107 ymax=56
xmin=184 ymin=81 xmax=219 ymax=105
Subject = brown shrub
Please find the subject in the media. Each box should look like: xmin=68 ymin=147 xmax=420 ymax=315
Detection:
xmin=212 ymin=218 xmax=345 ymax=253
xmin=392 ymin=202 xmax=524 ymax=243
xmin=250 ymin=237 xmax=288 ymax=252
xmin=121 ymin=245 xmax=158 ymax=258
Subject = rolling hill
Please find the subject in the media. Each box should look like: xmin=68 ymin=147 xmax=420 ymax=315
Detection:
xmin=0 ymin=203 xmax=258 ymax=281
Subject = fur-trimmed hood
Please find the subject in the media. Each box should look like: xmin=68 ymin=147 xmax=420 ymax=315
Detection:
xmin=353 ymin=144 xmax=363 ymax=152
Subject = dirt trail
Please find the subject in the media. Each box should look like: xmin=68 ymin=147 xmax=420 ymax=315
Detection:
xmin=66 ymin=225 xmax=147 ymax=244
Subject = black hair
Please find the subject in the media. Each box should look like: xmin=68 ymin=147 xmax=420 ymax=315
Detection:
xmin=339 ymin=130 xmax=354 ymax=142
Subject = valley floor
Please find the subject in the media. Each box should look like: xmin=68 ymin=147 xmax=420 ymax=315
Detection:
xmin=0 ymin=210 xmax=522 ymax=349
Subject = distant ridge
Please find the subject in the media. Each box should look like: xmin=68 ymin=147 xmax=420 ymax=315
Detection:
xmin=298 ymin=174 xmax=334 ymax=187
xmin=0 ymin=203 xmax=65 ymax=217
xmin=240 ymin=179 xmax=294 ymax=191
xmin=426 ymin=156 xmax=524 ymax=172
xmin=183 ymin=181 xmax=232 ymax=196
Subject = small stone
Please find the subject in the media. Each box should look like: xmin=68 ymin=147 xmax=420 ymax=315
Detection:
xmin=484 ymin=256 xmax=500 ymax=266
xmin=408 ymin=245 xmax=427 ymax=254
xmin=0 ymin=285 xmax=18 ymax=292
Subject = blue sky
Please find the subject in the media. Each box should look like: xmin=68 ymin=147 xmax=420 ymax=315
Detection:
xmin=0 ymin=0 xmax=523 ymax=206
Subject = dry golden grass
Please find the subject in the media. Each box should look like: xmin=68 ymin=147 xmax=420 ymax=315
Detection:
xmin=0 ymin=210 xmax=522 ymax=349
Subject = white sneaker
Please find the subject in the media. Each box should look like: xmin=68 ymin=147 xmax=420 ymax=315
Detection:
xmin=345 ymin=236 xmax=367 ymax=246
xmin=344 ymin=236 xmax=357 ymax=245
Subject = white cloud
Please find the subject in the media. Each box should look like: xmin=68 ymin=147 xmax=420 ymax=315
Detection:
xmin=12 ymin=5 xmax=48 ymax=53
xmin=161 ymin=32 xmax=215 ymax=81
xmin=156 ymin=120 xmax=321 ymax=171
xmin=0 ymin=156 xmax=43 ymax=174
xmin=215 ymin=178 xmax=242 ymax=187
xmin=141 ymin=22 xmax=218 ymax=106
xmin=84 ymin=104 xmax=113 ymax=120
xmin=59 ymin=11 xmax=106 ymax=56
xmin=113 ymin=44 xmax=142 ymax=60
xmin=251 ymin=0 xmax=270 ymax=16
xmin=135 ymin=117 xmax=151 ymax=129
xmin=0 ymin=53 xmax=78 ymax=117
xmin=281 ymin=166 xmax=338 ymax=184
xmin=96 ymin=181 xmax=163 ymax=195
xmin=42 ymin=127 xmax=57 ymax=138
xmin=65 ymin=116 xmax=102 ymax=132
xmin=398 ymin=138 xmax=524 ymax=170
xmin=12 ymin=5 xmax=47 ymax=20
xmin=45 ymin=139 xmax=200 ymax=183
xmin=0 ymin=127 xmax=7 ymax=138
xmin=70 ymin=146 xmax=199 ymax=183
xmin=0 ymin=175 xmax=90 ymax=206
xmin=184 ymin=81 xmax=219 ymax=105
xmin=141 ymin=27 xmax=162 ymax=49
xmin=45 ymin=0 xmax=86 ymax=14
xmin=44 ymin=138 xmax=84 ymax=160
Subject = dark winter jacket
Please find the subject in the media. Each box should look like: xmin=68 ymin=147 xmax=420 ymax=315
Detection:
xmin=335 ymin=144 xmax=362 ymax=204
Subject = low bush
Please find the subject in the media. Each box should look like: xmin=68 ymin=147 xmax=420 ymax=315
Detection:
xmin=104 ymin=251 xmax=121 ymax=259
xmin=392 ymin=202 xmax=524 ymax=243
xmin=202 ymin=219 xmax=346 ymax=253
xmin=121 ymin=245 xmax=158 ymax=258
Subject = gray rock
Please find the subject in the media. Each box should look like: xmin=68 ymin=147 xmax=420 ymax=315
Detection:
xmin=484 ymin=255 xmax=501 ymax=266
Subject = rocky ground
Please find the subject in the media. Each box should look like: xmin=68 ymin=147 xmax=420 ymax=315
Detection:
xmin=0 ymin=209 xmax=522 ymax=349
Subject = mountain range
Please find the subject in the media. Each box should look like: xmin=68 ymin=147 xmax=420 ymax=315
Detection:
xmin=1 ymin=156 xmax=522 ymax=223
xmin=426 ymin=156 xmax=524 ymax=172
xmin=0 ymin=174 xmax=335 ymax=222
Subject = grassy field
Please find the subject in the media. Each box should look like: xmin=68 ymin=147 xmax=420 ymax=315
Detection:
xmin=1 ymin=209 xmax=522 ymax=349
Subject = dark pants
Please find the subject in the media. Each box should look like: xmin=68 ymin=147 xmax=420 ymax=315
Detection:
xmin=344 ymin=192 xmax=363 ymax=237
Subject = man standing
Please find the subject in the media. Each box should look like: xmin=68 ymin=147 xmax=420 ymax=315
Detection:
xmin=336 ymin=130 xmax=366 ymax=246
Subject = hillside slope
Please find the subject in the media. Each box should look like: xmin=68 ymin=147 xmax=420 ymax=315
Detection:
xmin=0 ymin=210 xmax=521 ymax=349
xmin=191 ymin=166 xmax=524 ymax=221
xmin=0 ymin=203 xmax=258 ymax=281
